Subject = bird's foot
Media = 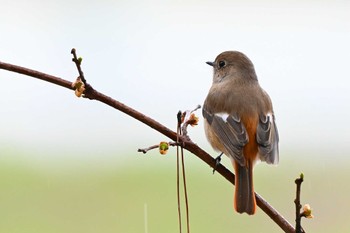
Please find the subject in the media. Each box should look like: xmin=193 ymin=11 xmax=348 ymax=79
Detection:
xmin=212 ymin=152 xmax=223 ymax=174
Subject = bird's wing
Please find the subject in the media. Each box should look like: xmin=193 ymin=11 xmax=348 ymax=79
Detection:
xmin=256 ymin=113 xmax=279 ymax=164
xmin=203 ymin=108 xmax=248 ymax=166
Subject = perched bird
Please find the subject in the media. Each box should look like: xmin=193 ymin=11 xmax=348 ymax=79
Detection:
xmin=203 ymin=51 xmax=279 ymax=215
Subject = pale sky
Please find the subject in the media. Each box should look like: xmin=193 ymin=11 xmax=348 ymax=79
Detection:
xmin=1 ymin=0 xmax=350 ymax=162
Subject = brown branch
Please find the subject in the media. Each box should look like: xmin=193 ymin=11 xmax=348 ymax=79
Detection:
xmin=71 ymin=48 xmax=87 ymax=84
xmin=0 ymin=61 xmax=73 ymax=90
xmin=0 ymin=57 xmax=295 ymax=233
xmin=295 ymin=174 xmax=306 ymax=233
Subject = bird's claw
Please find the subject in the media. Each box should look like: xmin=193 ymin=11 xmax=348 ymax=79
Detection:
xmin=212 ymin=153 xmax=223 ymax=174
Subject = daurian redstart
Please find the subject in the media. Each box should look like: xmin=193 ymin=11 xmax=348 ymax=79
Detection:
xmin=203 ymin=51 xmax=279 ymax=215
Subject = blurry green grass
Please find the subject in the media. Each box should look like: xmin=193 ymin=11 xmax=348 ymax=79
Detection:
xmin=0 ymin=150 xmax=349 ymax=232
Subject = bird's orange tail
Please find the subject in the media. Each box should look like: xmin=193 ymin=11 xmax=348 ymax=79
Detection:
xmin=233 ymin=160 xmax=256 ymax=215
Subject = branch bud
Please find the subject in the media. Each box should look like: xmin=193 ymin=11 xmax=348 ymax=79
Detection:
xmin=159 ymin=141 xmax=169 ymax=155
xmin=78 ymin=57 xmax=83 ymax=65
xmin=301 ymin=204 xmax=314 ymax=219
xmin=187 ymin=113 xmax=199 ymax=126
xmin=72 ymin=77 xmax=85 ymax=97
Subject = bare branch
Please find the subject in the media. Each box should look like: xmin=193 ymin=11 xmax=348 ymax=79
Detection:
xmin=0 ymin=54 xmax=296 ymax=233
xmin=138 ymin=145 xmax=159 ymax=154
xmin=71 ymin=48 xmax=87 ymax=84
xmin=0 ymin=61 xmax=73 ymax=90
xmin=295 ymin=174 xmax=306 ymax=233
xmin=138 ymin=142 xmax=178 ymax=154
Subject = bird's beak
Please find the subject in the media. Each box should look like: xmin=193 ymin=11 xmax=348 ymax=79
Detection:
xmin=206 ymin=61 xmax=215 ymax=67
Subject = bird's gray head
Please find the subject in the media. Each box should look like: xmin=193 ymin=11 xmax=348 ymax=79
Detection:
xmin=206 ymin=51 xmax=258 ymax=83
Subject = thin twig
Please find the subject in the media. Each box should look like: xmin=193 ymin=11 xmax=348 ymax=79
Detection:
xmin=180 ymin=105 xmax=201 ymax=139
xmin=71 ymin=48 xmax=87 ymax=84
xmin=295 ymin=174 xmax=305 ymax=233
xmin=179 ymin=110 xmax=192 ymax=233
xmin=137 ymin=142 xmax=178 ymax=154
xmin=176 ymin=111 xmax=183 ymax=233
xmin=138 ymin=145 xmax=159 ymax=154
xmin=0 ymin=55 xmax=296 ymax=233
xmin=181 ymin=146 xmax=190 ymax=233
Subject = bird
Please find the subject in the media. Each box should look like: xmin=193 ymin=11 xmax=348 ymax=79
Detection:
xmin=202 ymin=51 xmax=279 ymax=215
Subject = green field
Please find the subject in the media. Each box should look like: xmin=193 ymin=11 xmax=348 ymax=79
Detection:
xmin=0 ymin=149 xmax=349 ymax=233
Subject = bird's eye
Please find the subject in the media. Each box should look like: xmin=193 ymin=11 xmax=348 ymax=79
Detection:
xmin=218 ymin=60 xmax=226 ymax=68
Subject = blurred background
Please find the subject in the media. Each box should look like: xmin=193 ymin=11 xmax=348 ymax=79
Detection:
xmin=1 ymin=0 xmax=350 ymax=232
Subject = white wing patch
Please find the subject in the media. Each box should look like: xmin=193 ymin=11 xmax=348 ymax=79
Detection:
xmin=214 ymin=112 xmax=230 ymax=122
xmin=266 ymin=112 xmax=273 ymax=122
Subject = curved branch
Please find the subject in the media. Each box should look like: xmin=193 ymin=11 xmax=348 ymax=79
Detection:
xmin=0 ymin=61 xmax=73 ymax=90
xmin=0 ymin=60 xmax=295 ymax=233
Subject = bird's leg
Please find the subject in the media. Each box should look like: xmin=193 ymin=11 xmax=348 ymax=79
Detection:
xmin=212 ymin=152 xmax=223 ymax=174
